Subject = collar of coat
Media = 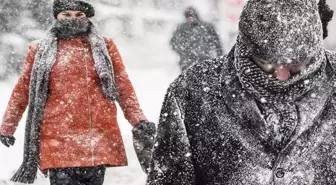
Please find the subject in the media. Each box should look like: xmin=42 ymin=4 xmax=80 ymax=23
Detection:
xmin=173 ymin=46 xmax=336 ymax=156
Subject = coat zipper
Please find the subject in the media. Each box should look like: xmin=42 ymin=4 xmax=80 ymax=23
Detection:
xmin=84 ymin=46 xmax=95 ymax=165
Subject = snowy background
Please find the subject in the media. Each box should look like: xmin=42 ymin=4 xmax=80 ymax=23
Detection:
xmin=0 ymin=0 xmax=336 ymax=184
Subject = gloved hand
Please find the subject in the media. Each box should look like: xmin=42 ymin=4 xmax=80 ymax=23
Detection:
xmin=132 ymin=120 xmax=156 ymax=174
xmin=0 ymin=134 xmax=15 ymax=147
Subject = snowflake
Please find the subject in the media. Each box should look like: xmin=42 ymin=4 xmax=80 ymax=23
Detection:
xmin=260 ymin=97 xmax=267 ymax=103
xmin=203 ymin=87 xmax=211 ymax=92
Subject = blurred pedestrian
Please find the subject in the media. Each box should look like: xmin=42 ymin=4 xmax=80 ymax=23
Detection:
xmin=170 ymin=6 xmax=223 ymax=71
xmin=0 ymin=0 xmax=155 ymax=184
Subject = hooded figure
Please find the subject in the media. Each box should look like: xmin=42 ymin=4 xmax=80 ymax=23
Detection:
xmin=147 ymin=0 xmax=336 ymax=184
xmin=0 ymin=0 xmax=156 ymax=184
xmin=170 ymin=6 xmax=223 ymax=71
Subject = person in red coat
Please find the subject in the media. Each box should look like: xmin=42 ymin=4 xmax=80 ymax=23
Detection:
xmin=0 ymin=0 xmax=156 ymax=184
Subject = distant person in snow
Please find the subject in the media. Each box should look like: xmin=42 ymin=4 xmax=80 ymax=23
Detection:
xmin=0 ymin=0 xmax=155 ymax=184
xmin=170 ymin=6 xmax=223 ymax=71
xmin=147 ymin=0 xmax=336 ymax=184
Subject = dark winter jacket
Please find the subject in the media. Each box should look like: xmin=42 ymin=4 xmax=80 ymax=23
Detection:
xmin=146 ymin=49 xmax=336 ymax=185
xmin=170 ymin=21 xmax=223 ymax=71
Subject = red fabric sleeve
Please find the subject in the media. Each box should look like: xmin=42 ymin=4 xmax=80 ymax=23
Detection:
xmin=0 ymin=41 xmax=38 ymax=136
xmin=105 ymin=38 xmax=147 ymax=126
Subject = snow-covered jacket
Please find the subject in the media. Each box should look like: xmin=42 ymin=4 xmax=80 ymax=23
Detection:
xmin=0 ymin=37 xmax=147 ymax=170
xmin=146 ymin=49 xmax=336 ymax=185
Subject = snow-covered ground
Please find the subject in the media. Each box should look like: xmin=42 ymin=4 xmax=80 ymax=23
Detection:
xmin=0 ymin=66 xmax=179 ymax=184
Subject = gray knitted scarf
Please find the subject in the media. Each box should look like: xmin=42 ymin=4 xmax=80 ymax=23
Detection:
xmin=11 ymin=24 xmax=118 ymax=184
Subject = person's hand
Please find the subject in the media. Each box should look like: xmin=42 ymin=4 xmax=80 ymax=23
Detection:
xmin=0 ymin=134 xmax=15 ymax=147
xmin=132 ymin=120 xmax=156 ymax=173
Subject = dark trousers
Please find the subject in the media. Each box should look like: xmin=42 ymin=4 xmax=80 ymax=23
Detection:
xmin=49 ymin=166 xmax=106 ymax=185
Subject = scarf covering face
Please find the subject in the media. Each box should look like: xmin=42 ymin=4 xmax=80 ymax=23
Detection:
xmin=52 ymin=17 xmax=91 ymax=39
xmin=11 ymin=21 xmax=119 ymax=184
xmin=235 ymin=0 xmax=327 ymax=103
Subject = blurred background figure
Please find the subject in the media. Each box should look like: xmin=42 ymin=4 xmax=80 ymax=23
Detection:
xmin=170 ymin=6 xmax=223 ymax=71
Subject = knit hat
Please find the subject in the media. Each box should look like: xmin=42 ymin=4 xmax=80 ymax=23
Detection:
xmin=238 ymin=0 xmax=323 ymax=64
xmin=234 ymin=0 xmax=327 ymax=102
xmin=53 ymin=0 xmax=95 ymax=18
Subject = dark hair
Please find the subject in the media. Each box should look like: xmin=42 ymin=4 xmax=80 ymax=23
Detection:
xmin=318 ymin=0 xmax=334 ymax=39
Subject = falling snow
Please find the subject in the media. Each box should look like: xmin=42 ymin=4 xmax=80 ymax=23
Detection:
xmin=1 ymin=0 xmax=336 ymax=185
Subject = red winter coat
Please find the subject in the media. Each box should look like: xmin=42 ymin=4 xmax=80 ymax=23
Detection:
xmin=0 ymin=37 xmax=147 ymax=170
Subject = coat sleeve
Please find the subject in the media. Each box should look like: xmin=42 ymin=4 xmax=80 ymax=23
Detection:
xmin=146 ymin=87 xmax=195 ymax=185
xmin=0 ymin=41 xmax=38 ymax=136
xmin=105 ymin=38 xmax=147 ymax=126
xmin=208 ymin=24 xmax=223 ymax=57
xmin=170 ymin=26 xmax=186 ymax=56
